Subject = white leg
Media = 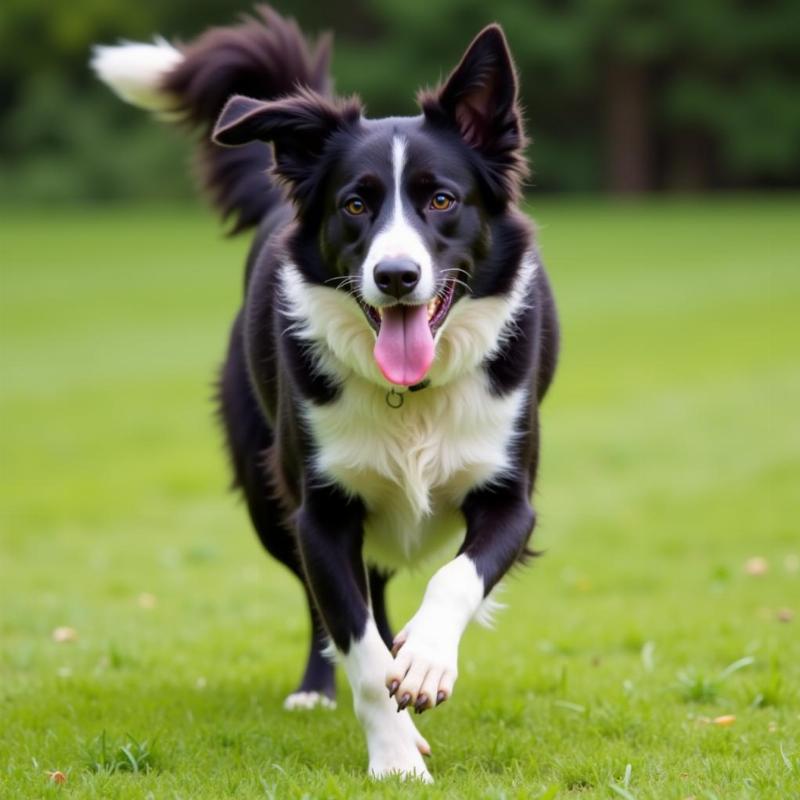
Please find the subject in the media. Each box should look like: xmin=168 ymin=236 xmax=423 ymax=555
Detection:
xmin=341 ymin=619 xmax=432 ymax=782
xmin=386 ymin=554 xmax=484 ymax=711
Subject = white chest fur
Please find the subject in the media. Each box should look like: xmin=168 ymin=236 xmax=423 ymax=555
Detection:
xmin=281 ymin=256 xmax=536 ymax=568
xmin=305 ymin=374 xmax=526 ymax=568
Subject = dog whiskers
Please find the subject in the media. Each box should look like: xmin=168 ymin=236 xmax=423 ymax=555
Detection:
xmin=438 ymin=268 xmax=471 ymax=296
xmin=436 ymin=279 xmax=470 ymax=298
xmin=323 ymin=274 xmax=362 ymax=300
xmin=324 ymin=275 xmax=359 ymax=290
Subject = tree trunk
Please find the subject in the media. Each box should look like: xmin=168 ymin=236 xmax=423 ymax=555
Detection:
xmin=604 ymin=60 xmax=652 ymax=193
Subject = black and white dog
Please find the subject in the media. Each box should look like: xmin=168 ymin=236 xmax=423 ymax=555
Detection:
xmin=93 ymin=7 xmax=558 ymax=781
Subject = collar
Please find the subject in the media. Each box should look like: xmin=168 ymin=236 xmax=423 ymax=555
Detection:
xmin=385 ymin=379 xmax=430 ymax=409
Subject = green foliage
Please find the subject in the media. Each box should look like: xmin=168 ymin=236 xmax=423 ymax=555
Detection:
xmin=674 ymin=656 xmax=754 ymax=704
xmin=84 ymin=732 xmax=157 ymax=775
xmin=1 ymin=0 xmax=799 ymax=200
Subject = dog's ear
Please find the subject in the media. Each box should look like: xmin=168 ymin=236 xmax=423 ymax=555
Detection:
xmin=213 ymin=89 xmax=361 ymax=202
xmin=420 ymin=25 xmax=526 ymax=203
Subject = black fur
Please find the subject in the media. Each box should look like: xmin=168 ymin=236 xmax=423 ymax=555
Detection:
xmin=131 ymin=9 xmax=559 ymax=705
xmin=485 ymin=264 xmax=560 ymax=398
xmin=296 ymin=481 xmax=369 ymax=652
xmin=162 ymin=6 xmax=331 ymax=233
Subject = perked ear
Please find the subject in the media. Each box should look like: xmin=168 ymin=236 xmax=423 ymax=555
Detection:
xmin=420 ymin=25 xmax=527 ymax=203
xmin=212 ymin=89 xmax=361 ymax=202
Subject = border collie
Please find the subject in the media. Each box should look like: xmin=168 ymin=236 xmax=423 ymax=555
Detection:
xmin=92 ymin=6 xmax=558 ymax=782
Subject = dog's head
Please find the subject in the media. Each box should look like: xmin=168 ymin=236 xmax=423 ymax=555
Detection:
xmin=213 ymin=25 xmax=527 ymax=387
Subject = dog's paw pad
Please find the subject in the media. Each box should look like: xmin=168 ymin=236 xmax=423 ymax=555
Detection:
xmin=282 ymin=691 xmax=336 ymax=711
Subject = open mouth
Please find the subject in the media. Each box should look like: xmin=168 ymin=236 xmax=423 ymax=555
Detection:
xmin=359 ymin=280 xmax=456 ymax=336
xmin=359 ymin=280 xmax=456 ymax=387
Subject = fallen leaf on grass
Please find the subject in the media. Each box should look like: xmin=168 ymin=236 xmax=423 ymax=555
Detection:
xmin=52 ymin=627 xmax=78 ymax=643
xmin=695 ymin=715 xmax=736 ymax=727
xmin=47 ymin=770 xmax=67 ymax=784
xmin=776 ymin=608 xmax=794 ymax=623
xmin=744 ymin=557 xmax=768 ymax=576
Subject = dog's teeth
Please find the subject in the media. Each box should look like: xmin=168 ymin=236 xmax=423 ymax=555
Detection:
xmin=427 ymin=298 xmax=440 ymax=320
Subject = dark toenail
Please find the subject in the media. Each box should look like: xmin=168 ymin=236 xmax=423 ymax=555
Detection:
xmin=414 ymin=694 xmax=428 ymax=713
xmin=388 ymin=680 xmax=399 ymax=697
xmin=436 ymin=690 xmax=447 ymax=705
xmin=397 ymin=693 xmax=411 ymax=711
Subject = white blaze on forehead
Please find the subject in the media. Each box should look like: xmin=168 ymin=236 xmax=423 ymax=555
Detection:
xmin=361 ymin=136 xmax=435 ymax=305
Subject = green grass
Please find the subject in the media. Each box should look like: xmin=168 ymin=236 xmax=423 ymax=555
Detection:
xmin=1 ymin=197 xmax=798 ymax=799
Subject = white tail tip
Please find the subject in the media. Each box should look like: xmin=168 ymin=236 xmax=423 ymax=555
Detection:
xmin=90 ymin=37 xmax=183 ymax=113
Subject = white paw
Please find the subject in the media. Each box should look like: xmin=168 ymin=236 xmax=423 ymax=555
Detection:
xmin=282 ymin=691 xmax=336 ymax=711
xmin=366 ymin=708 xmax=432 ymax=782
xmin=401 ymin=707 xmax=432 ymax=757
xmin=386 ymin=619 xmax=458 ymax=713
xmin=370 ymin=759 xmax=433 ymax=783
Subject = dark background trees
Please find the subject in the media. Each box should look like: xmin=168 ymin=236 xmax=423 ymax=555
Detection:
xmin=2 ymin=0 xmax=799 ymax=202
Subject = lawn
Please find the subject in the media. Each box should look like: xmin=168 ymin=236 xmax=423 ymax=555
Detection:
xmin=1 ymin=197 xmax=798 ymax=799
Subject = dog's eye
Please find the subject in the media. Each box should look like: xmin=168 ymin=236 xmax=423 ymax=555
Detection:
xmin=343 ymin=197 xmax=366 ymax=216
xmin=430 ymin=192 xmax=455 ymax=211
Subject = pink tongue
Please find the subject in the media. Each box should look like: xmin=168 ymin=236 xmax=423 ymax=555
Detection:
xmin=374 ymin=305 xmax=434 ymax=386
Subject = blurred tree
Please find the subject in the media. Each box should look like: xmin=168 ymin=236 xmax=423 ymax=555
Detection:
xmin=334 ymin=0 xmax=800 ymax=191
xmin=1 ymin=0 xmax=798 ymax=201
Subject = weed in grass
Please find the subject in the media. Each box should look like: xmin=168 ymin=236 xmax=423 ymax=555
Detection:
xmin=609 ymin=763 xmax=637 ymax=800
xmin=553 ymin=699 xmax=587 ymax=715
xmin=103 ymin=642 xmax=136 ymax=671
xmin=675 ymin=656 xmax=754 ymax=703
xmin=747 ymin=661 xmax=784 ymax=708
xmin=608 ymin=763 xmax=634 ymax=792
xmin=83 ymin=731 xmax=157 ymax=775
xmin=640 ymin=640 xmax=656 ymax=672
xmin=779 ymin=743 xmax=798 ymax=773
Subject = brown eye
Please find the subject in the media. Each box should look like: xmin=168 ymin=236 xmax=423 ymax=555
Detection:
xmin=344 ymin=197 xmax=366 ymax=215
xmin=430 ymin=192 xmax=455 ymax=211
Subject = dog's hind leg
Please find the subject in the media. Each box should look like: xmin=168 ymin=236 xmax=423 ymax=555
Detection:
xmin=282 ymin=586 xmax=337 ymax=709
xmin=219 ymin=315 xmax=336 ymax=709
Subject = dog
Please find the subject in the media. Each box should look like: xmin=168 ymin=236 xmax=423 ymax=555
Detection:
xmin=92 ymin=6 xmax=559 ymax=782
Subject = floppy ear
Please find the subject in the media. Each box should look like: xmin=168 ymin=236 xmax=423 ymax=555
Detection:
xmin=419 ymin=25 xmax=526 ymax=202
xmin=212 ymin=89 xmax=361 ymax=202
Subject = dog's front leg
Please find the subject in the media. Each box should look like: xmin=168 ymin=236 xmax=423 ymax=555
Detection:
xmin=387 ymin=482 xmax=535 ymax=712
xmin=297 ymin=483 xmax=431 ymax=782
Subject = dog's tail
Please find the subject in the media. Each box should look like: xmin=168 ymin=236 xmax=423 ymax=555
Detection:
xmin=91 ymin=6 xmax=331 ymax=233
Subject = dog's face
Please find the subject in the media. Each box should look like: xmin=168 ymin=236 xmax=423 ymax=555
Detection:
xmin=318 ymin=122 xmax=488 ymax=385
xmin=214 ymin=25 xmax=526 ymax=386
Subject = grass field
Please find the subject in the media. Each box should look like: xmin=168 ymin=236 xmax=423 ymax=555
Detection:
xmin=1 ymin=197 xmax=798 ymax=799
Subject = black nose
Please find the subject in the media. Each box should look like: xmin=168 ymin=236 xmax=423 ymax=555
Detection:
xmin=373 ymin=258 xmax=420 ymax=299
